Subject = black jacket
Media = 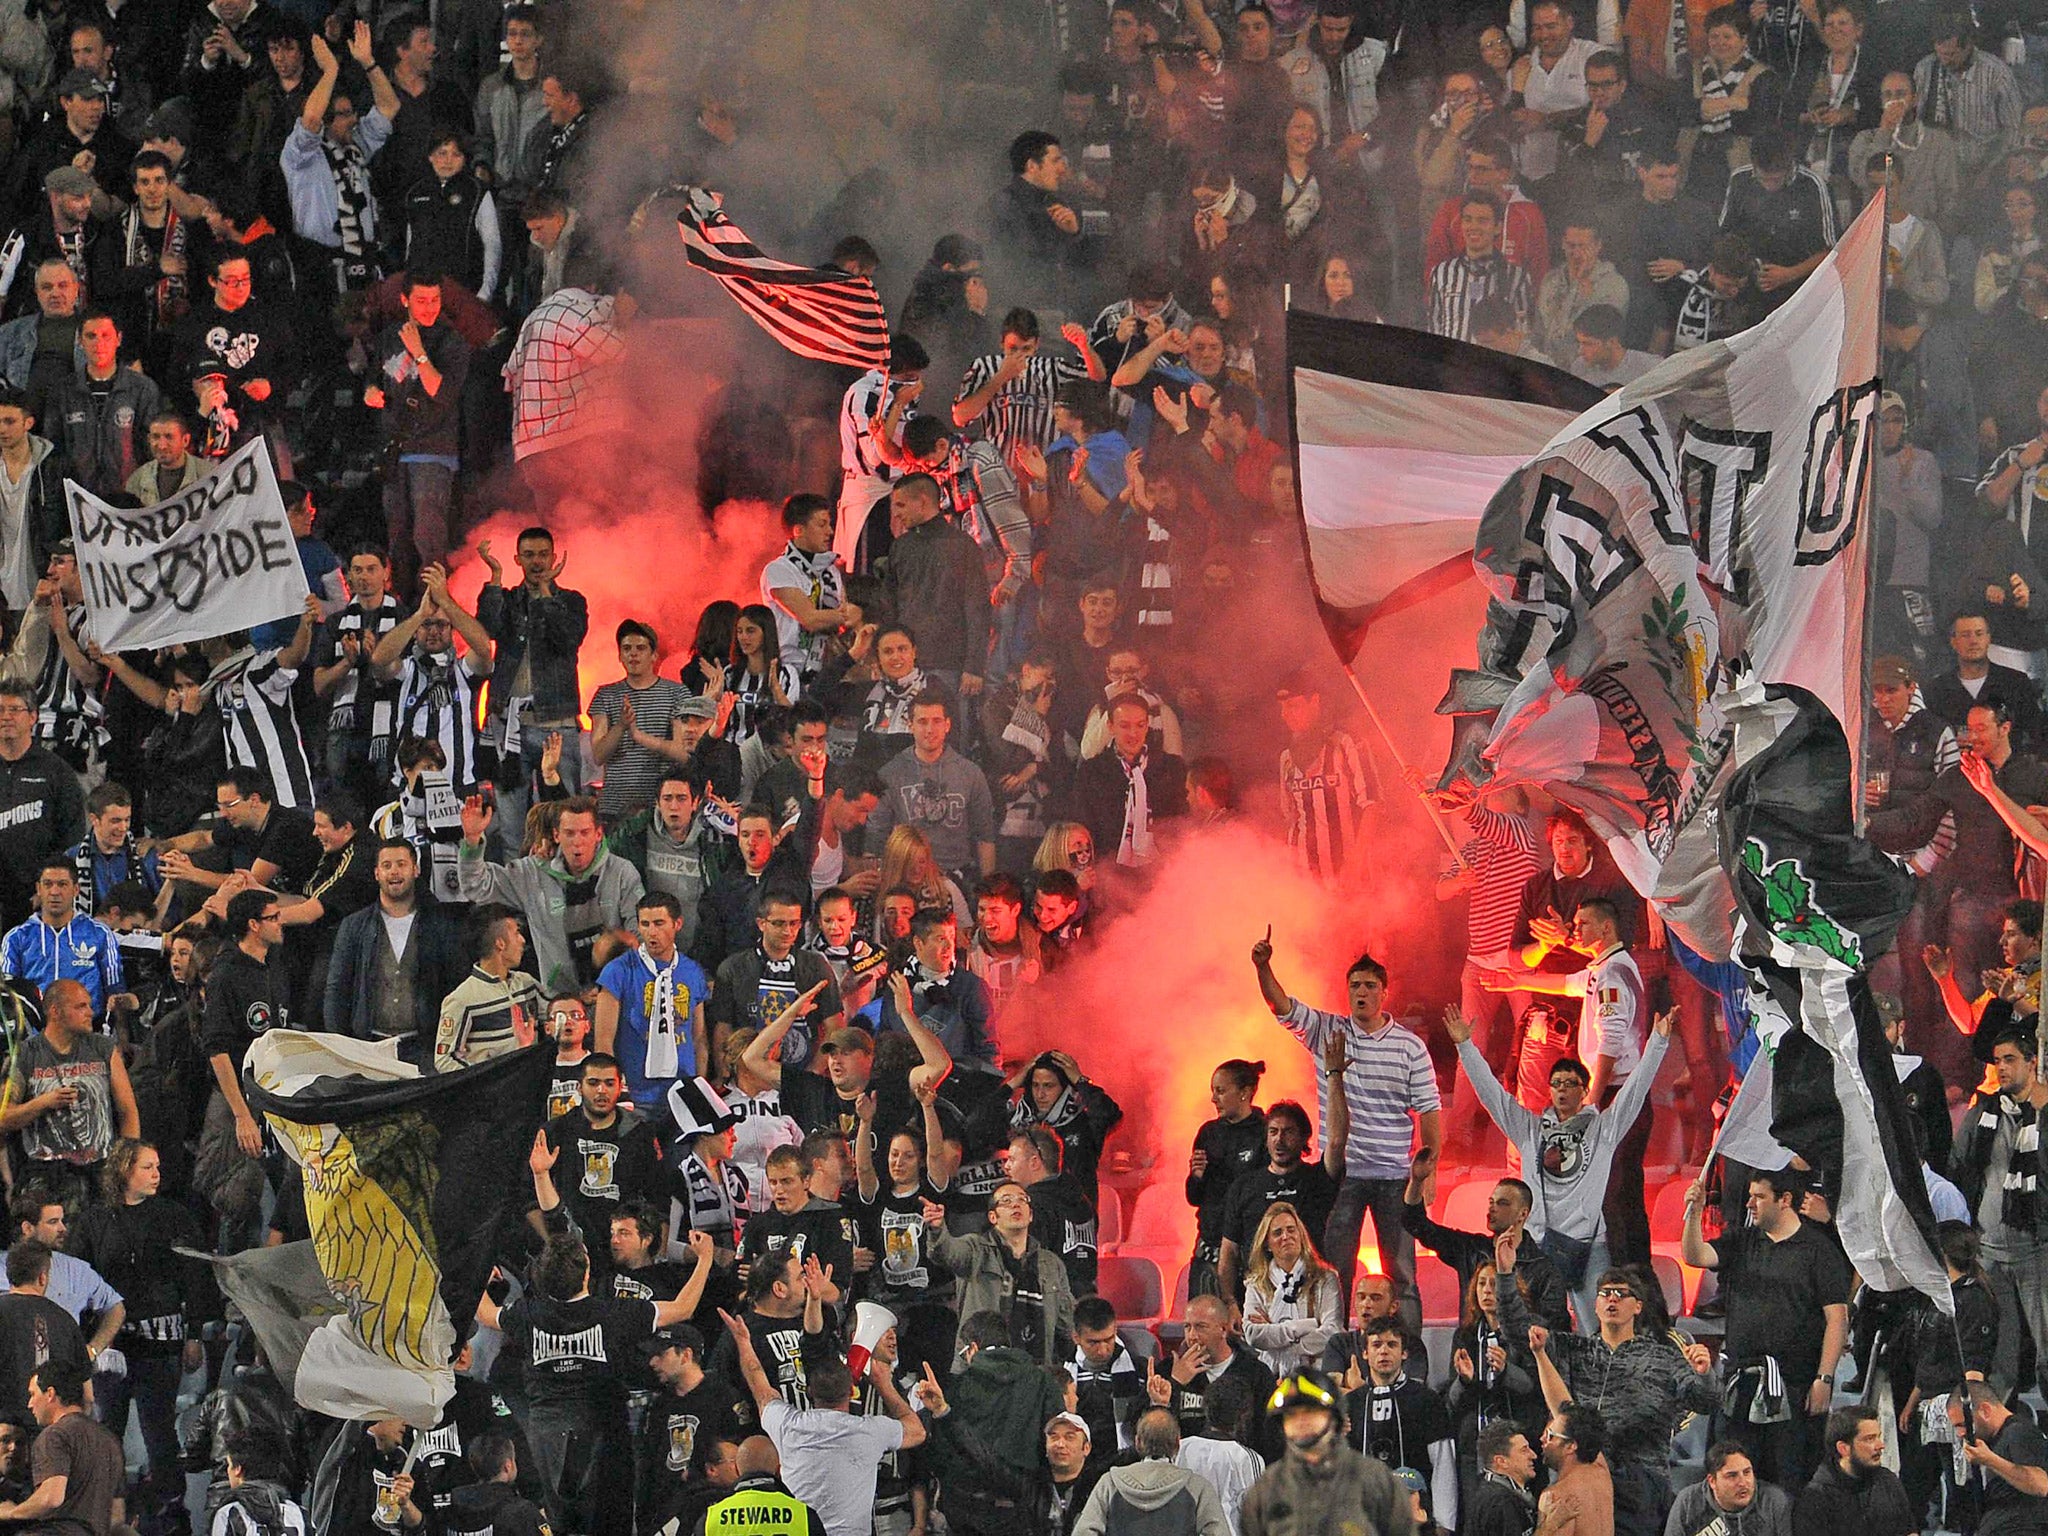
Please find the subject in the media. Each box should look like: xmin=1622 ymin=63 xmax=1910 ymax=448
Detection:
xmin=1920 ymin=664 xmax=2048 ymax=749
xmin=0 ymin=746 xmax=85 ymax=927
xmin=885 ymin=517 xmax=991 ymax=676
xmin=1400 ymin=1199 xmax=1575 ymax=1332
xmin=1792 ymin=1458 xmax=1917 ymax=1536
xmin=1070 ymin=748 xmax=1188 ymax=862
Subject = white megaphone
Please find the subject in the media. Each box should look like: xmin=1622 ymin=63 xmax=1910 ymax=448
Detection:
xmin=848 ymin=1301 xmax=898 ymax=1381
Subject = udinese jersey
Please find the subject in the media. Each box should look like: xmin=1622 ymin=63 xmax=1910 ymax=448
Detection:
xmin=1280 ymin=730 xmax=1380 ymax=882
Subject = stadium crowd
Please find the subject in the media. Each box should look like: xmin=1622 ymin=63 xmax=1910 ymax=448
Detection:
xmin=0 ymin=0 xmax=2043 ymax=1532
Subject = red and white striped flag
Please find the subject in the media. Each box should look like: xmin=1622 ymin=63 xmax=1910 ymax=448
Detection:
xmin=676 ymin=188 xmax=889 ymax=369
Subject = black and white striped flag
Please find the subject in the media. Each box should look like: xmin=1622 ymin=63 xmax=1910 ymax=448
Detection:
xmin=676 ymin=187 xmax=889 ymax=369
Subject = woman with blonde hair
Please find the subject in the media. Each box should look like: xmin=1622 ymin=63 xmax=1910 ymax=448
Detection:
xmin=874 ymin=825 xmax=968 ymax=941
xmin=1031 ymin=821 xmax=1099 ymax=898
xmin=1240 ymin=1200 xmax=1343 ymax=1374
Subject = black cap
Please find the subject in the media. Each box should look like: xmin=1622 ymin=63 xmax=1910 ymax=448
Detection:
xmin=644 ymin=1323 xmax=705 ymax=1360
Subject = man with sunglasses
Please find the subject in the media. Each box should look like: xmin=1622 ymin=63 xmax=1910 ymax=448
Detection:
xmin=0 ymin=680 xmax=83 ymax=930
xmin=1498 ymin=1251 xmax=1716 ymax=1536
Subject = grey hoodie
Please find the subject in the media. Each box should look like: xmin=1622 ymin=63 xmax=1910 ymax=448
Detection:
xmin=455 ymin=840 xmax=643 ymax=994
xmin=1071 ymin=1458 xmax=1231 ymax=1536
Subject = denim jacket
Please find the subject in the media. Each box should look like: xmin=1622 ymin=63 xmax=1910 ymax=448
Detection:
xmin=476 ymin=580 xmax=589 ymax=723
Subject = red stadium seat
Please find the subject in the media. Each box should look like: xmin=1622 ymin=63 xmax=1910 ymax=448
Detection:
xmin=1097 ymin=1255 xmax=1165 ymax=1324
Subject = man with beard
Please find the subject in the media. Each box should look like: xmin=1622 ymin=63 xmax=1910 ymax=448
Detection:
xmin=1401 ymin=1167 xmax=1573 ymax=1331
xmin=1540 ymin=1402 xmax=1615 ymax=1536
xmin=1240 ymin=1369 xmax=1415 ymax=1536
xmin=633 ymin=1324 xmax=741 ymax=1536
xmin=705 ymin=1250 xmax=838 ymax=1412
xmin=532 ymin=1059 xmax=661 ymax=1271
xmin=1792 ymin=1407 xmax=1915 ymax=1536
xmin=1216 ymin=1101 xmax=1339 ymax=1301
xmin=1666 ymin=1442 xmax=1794 ymax=1536
xmin=322 ymin=838 xmax=465 ymax=1048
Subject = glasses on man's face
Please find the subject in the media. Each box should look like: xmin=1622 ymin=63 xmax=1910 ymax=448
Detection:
xmin=0 ymin=703 xmax=31 ymax=717
xmin=260 ymin=911 xmax=283 ymax=924
xmin=1541 ymin=1429 xmax=1570 ymax=1443
xmin=216 ymin=796 xmax=243 ymax=812
xmin=1595 ymin=1285 xmax=1636 ymax=1300
xmin=993 ymin=1193 xmax=1031 ymax=1209
xmin=215 ymin=275 xmax=253 ymax=290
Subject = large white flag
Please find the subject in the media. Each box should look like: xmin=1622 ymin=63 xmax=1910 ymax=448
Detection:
xmin=64 ymin=439 xmax=307 ymax=652
xmin=1442 ymin=196 xmax=1885 ymax=960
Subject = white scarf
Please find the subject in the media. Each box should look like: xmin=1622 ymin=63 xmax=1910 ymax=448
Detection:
xmin=1269 ymin=1259 xmax=1307 ymax=1305
xmin=1117 ymin=748 xmax=1154 ymax=866
xmin=641 ymin=948 xmax=681 ymax=1079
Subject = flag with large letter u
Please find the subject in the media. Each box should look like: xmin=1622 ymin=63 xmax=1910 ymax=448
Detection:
xmin=676 ymin=187 xmax=890 ymax=369
xmin=1439 ymin=195 xmax=1886 ymax=961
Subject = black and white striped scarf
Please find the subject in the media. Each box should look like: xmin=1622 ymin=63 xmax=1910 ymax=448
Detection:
xmin=320 ymin=136 xmax=372 ymax=255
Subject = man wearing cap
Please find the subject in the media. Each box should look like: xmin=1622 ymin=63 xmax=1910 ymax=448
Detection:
xmin=1865 ymin=652 xmax=1958 ymax=1027
xmin=1031 ymin=1410 xmax=1102 ymax=1534
xmin=14 ymin=71 xmax=136 ymax=215
xmin=0 ymin=175 xmax=105 ymax=332
xmin=1876 ymin=392 xmax=1941 ymax=663
xmin=635 ymin=1322 xmax=741 ymax=1536
xmin=64 ymin=22 xmax=150 ymax=136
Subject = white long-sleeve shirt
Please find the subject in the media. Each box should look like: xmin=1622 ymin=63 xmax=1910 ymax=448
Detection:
xmin=1457 ymin=1029 xmax=1669 ymax=1241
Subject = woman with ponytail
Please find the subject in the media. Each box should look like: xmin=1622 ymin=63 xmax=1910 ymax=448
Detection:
xmin=1187 ymin=1058 xmax=1269 ymax=1298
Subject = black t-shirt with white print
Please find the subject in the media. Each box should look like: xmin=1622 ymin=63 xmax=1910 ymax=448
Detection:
xmin=496 ymin=1291 xmax=658 ymax=1420
xmin=854 ymin=1178 xmax=952 ymax=1306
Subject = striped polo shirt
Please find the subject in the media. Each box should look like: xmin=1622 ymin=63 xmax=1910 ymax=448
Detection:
xmin=1283 ymin=999 xmax=1441 ymax=1179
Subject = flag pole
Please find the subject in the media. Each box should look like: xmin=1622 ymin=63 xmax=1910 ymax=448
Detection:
xmin=1338 ymin=662 xmax=1469 ymax=864
xmin=1855 ymin=171 xmax=1889 ymax=835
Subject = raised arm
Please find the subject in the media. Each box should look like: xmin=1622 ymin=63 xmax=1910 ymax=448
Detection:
xmin=717 ymin=1310 xmax=780 ymax=1413
xmin=738 ymin=981 xmax=828 ymax=1082
xmin=1679 ymin=1171 xmax=1718 ymax=1269
xmin=654 ymin=1231 xmax=717 ymax=1326
xmin=1322 ymin=1033 xmax=1350 ymax=1178
xmin=1250 ymin=925 xmax=1290 ymax=1017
